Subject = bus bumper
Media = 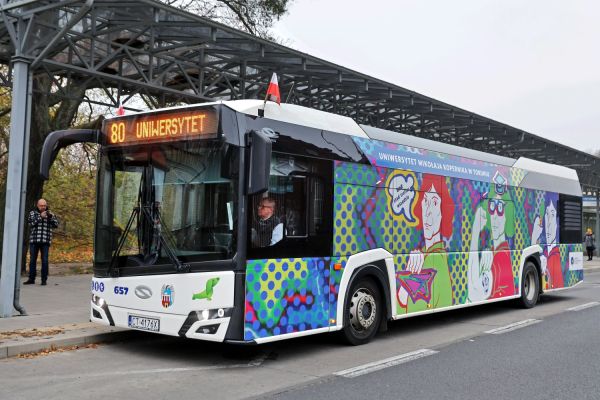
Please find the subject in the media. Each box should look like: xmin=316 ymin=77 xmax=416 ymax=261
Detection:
xmin=89 ymin=271 xmax=235 ymax=343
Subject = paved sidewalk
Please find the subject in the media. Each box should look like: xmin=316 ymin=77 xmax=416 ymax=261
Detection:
xmin=0 ymin=274 xmax=136 ymax=359
xmin=1 ymin=260 xmax=600 ymax=359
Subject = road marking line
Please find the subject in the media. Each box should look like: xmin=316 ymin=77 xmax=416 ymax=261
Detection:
xmin=567 ymin=302 xmax=600 ymax=312
xmin=334 ymin=349 xmax=438 ymax=378
xmin=484 ymin=319 xmax=541 ymax=334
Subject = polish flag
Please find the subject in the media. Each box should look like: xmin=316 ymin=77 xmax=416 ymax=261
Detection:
xmin=116 ymin=101 xmax=125 ymax=116
xmin=265 ymin=73 xmax=281 ymax=105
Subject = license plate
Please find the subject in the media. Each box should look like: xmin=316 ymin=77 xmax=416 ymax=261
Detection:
xmin=128 ymin=314 xmax=160 ymax=332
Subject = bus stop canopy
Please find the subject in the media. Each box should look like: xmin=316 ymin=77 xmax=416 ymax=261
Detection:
xmin=1 ymin=0 xmax=598 ymax=191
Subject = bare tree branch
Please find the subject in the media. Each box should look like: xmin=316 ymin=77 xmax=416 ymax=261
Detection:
xmin=220 ymin=0 xmax=256 ymax=34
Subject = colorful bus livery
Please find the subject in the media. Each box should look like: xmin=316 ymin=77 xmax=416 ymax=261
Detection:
xmin=244 ymin=125 xmax=583 ymax=342
xmin=41 ymin=100 xmax=583 ymax=346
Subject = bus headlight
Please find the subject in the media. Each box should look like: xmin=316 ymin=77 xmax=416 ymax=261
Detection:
xmin=92 ymin=294 xmax=105 ymax=307
xmin=195 ymin=308 xmax=232 ymax=321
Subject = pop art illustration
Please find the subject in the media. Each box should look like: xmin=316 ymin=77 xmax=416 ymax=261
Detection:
xmin=397 ymin=173 xmax=454 ymax=313
xmin=532 ymin=193 xmax=562 ymax=289
xmin=468 ymin=172 xmax=516 ymax=302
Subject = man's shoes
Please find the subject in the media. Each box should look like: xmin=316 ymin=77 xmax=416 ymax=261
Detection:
xmin=41 ymin=281 xmax=47 ymax=286
xmin=23 ymin=280 xmax=35 ymax=285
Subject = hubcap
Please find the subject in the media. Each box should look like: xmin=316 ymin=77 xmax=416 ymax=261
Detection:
xmin=349 ymin=288 xmax=377 ymax=331
xmin=525 ymin=270 xmax=536 ymax=301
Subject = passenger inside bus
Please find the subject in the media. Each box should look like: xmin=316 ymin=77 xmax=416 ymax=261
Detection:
xmin=251 ymin=197 xmax=284 ymax=247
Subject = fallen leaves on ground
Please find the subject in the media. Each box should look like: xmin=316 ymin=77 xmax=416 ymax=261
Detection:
xmin=0 ymin=327 xmax=65 ymax=340
xmin=25 ymin=236 xmax=93 ymax=264
xmin=17 ymin=343 xmax=99 ymax=359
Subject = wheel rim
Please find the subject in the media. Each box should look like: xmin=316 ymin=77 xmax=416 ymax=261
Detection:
xmin=349 ymin=288 xmax=377 ymax=332
xmin=524 ymin=269 xmax=536 ymax=301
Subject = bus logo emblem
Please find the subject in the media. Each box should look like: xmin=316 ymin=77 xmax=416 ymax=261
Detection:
xmin=161 ymin=285 xmax=175 ymax=308
xmin=135 ymin=285 xmax=152 ymax=299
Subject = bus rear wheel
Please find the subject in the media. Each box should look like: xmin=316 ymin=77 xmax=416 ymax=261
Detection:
xmin=342 ymin=277 xmax=382 ymax=345
xmin=519 ymin=261 xmax=540 ymax=309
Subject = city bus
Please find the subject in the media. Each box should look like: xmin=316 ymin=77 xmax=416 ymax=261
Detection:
xmin=40 ymin=100 xmax=584 ymax=345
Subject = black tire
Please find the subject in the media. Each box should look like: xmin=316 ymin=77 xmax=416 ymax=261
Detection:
xmin=341 ymin=277 xmax=382 ymax=345
xmin=519 ymin=261 xmax=540 ymax=309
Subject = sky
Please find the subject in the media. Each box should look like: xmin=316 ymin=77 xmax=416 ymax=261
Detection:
xmin=273 ymin=0 xmax=600 ymax=154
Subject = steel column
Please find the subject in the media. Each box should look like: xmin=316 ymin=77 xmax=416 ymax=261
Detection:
xmin=0 ymin=56 xmax=31 ymax=317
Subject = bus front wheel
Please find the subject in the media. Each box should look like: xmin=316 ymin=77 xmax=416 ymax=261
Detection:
xmin=519 ymin=261 xmax=540 ymax=309
xmin=342 ymin=277 xmax=382 ymax=345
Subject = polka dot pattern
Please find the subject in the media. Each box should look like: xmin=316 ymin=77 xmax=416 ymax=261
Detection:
xmin=510 ymin=168 xmax=526 ymax=187
xmin=510 ymin=186 xmax=528 ymax=291
xmin=244 ymin=257 xmax=347 ymax=340
xmin=334 ymin=162 xmax=422 ymax=257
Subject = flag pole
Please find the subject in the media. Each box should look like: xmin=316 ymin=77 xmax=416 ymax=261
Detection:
xmin=258 ymin=91 xmax=267 ymax=117
xmin=259 ymin=72 xmax=281 ymax=118
xmin=259 ymin=77 xmax=270 ymax=117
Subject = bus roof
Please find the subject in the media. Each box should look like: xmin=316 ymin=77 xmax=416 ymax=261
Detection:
xmin=223 ymin=100 xmax=369 ymax=138
xmin=225 ymin=100 xmax=581 ymax=196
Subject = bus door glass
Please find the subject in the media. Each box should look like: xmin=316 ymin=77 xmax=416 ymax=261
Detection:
xmin=113 ymin=166 xmax=144 ymax=256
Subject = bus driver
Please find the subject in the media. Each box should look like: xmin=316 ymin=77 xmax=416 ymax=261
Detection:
xmin=251 ymin=197 xmax=283 ymax=247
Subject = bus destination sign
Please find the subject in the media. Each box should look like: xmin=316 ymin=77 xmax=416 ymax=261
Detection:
xmin=105 ymin=108 xmax=219 ymax=146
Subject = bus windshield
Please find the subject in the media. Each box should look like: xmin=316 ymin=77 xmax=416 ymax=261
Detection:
xmin=94 ymin=139 xmax=238 ymax=274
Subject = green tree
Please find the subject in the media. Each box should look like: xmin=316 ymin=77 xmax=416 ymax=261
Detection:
xmin=43 ymin=143 xmax=97 ymax=260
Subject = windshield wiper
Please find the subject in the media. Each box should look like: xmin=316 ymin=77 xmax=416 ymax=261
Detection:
xmin=140 ymin=205 xmax=190 ymax=273
xmin=108 ymin=207 xmax=139 ymax=277
xmin=107 ymin=206 xmax=190 ymax=276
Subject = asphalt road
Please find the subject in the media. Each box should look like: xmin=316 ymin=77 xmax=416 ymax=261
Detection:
xmin=266 ymin=294 xmax=600 ymax=400
xmin=2 ymin=271 xmax=600 ymax=400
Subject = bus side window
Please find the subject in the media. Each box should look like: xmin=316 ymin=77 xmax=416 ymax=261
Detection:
xmin=284 ymin=176 xmax=307 ymax=237
xmin=247 ymin=153 xmax=332 ymax=258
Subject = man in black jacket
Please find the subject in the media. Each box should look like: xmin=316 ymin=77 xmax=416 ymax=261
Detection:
xmin=24 ymin=199 xmax=59 ymax=286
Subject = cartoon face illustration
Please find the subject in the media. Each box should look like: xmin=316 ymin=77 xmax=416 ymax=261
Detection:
xmin=421 ymin=186 xmax=442 ymax=240
xmin=489 ymin=196 xmax=506 ymax=241
xmin=415 ymin=174 xmax=454 ymax=247
xmin=545 ymin=201 xmax=557 ymax=244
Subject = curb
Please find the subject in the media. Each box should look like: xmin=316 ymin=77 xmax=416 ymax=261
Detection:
xmin=0 ymin=329 xmax=138 ymax=360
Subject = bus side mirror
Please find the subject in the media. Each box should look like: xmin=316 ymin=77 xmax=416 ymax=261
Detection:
xmin=40 ymin=129 xmax=100 ymax=180
xmin=247 ymin=130 xmax=272 ymax=195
